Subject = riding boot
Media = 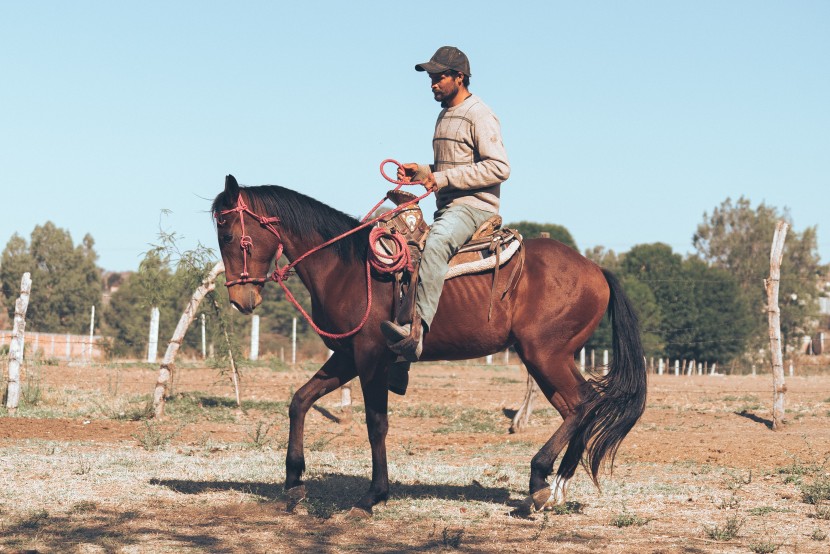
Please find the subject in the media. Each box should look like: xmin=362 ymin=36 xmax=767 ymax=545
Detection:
xmin=380 ymin=316 xmax=424 ymax=363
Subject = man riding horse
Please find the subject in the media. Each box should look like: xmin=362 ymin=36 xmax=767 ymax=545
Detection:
xmin=381 ymin=46 xmax=510 ymax=393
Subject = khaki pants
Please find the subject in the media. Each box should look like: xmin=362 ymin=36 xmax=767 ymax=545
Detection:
xmin=416 ymin=204 xmax=494 ymax=328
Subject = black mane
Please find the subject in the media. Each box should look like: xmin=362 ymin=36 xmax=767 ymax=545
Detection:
xmin=212 ymin=184 xmax=369 ymax=262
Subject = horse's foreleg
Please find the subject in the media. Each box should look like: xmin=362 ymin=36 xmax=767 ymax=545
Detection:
xmin=285 ymin=351 xmax=356 ymax=507
xmin=350 ymin=369 xmax=390 ymax=516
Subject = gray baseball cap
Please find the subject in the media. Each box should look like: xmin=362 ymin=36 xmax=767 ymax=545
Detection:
xmin=415 ymin=46 xmax=471 ymax=76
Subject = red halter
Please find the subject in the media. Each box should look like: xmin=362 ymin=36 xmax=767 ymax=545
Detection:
xmin=214 ymin=160 xmax=431 ymax=339
xmin=215 ymin=195 xmax=283 ymax=287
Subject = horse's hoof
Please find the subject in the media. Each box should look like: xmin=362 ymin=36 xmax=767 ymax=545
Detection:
xmin=346 ymin=507 xmax=372 ymax=519
xmin=530 ymin=487 xmax=551 ymax=511
xmin=285 ymin=485 xmax=307 ymax=513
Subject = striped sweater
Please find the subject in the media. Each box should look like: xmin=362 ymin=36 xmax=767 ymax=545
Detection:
xmin=417 ymin=93 xmax=510 ymax=213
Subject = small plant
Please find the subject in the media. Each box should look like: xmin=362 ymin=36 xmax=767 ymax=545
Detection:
xmin=441 ymin=526 xmax=464 ymax=548
xmin=724 ymin=469 xmax=752 ymax=490
xmin=245 ymin=421 xmax=275 ymax=450
xmin=748 ymin=539 xmax=782 ymax=554
xmin=809 ymin=503 xmax=830 ymax=520
xmin=531 ymin=513 xmax=549 ymax=541
xmin=810 ymin=528 xmax=827 ymax=541
xmin=73 ymin=455 xmax=93 ymax=475
xmin=21 ymin=362 xmax=43 ymax=407
xmin=716 ymin=493 xmax=740 ymax=510
xmin=548 ymin=501 xmax=584 ymax=515
xmin=68 ymin=501 xmax=98 ymax=514
xmin=610 ymin=506 xmax=650 ymax=528
xmin=306 ymin=497 xmax=337 ymax=519
xmin=801 ymin=475 xmax=830 ymax=505
xmin=703 ymin=514 xmax=743 ymax=541
xmin=132 ymin=420 xmax=182 ymax=451
xmin=748 ymin=506 xmax=789 ymax=516
xmin=18 ymin=509 xmax=49 ymax=529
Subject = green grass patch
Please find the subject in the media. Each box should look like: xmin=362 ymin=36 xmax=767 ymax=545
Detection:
xmin=433 ymin=408 xmax=504 ymax=434
xmin=610 ymin=509 xmax=650 ymax=528
xmin=801 ymin=476 xmax=830 ymax=505
xmin=132 ymin=420 xmax=183 ymax=451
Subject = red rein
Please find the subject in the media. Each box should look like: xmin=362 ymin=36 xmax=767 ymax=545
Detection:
xmin=217 ymin=160 xmax=431 ymax=339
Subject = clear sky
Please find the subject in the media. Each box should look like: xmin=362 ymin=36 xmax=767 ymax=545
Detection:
xmin=1 ymin=2 xmax=827 ymax=272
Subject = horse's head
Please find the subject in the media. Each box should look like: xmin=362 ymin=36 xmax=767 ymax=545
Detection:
xmin=213 ymin=175 xmax=280 ymax=314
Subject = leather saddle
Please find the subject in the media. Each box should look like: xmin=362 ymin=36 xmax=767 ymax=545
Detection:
xmin=375 ymin=189 xmax=524 ymax=326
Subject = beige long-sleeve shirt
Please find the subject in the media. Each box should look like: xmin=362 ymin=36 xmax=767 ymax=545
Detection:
xmin=417 ymin=94 xmax=510 ymax=213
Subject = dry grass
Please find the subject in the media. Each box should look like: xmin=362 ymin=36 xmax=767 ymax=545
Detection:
xmin=1 ymin=363 xmax=830 ymax=552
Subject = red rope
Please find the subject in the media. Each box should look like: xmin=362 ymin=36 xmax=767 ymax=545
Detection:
xmin=368 ymin=227 xmax=411 ymax=274
xmin=221 ymin=160 xmax=432 ymax=340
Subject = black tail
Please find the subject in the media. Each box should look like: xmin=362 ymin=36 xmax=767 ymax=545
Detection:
xmin=568 ymin=269 xmax=647 ymax=485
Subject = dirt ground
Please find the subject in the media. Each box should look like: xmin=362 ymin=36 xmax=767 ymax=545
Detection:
xmin=1 ymin=360 xmax=829 ymax=553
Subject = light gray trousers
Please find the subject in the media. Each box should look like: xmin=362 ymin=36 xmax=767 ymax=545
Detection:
xmin=416 ymin=203 xmax=493 ymax=328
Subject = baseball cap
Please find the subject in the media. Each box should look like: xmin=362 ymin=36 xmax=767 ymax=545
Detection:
xmin=415 ymin=46 xmax=471 ymax=76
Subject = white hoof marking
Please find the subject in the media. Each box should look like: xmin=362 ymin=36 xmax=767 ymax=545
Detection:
xmin=542 ymin=475 xmax=569 ymax=510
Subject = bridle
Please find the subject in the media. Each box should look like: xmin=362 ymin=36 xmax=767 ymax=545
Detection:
xmin=215 ymin=195 xmax=283 ymax=287
xmin=214 ymin=160 xmax=431 ymax=339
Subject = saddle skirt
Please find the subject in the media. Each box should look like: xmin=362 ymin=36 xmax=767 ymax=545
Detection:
xmin=378 ymin=189 xmax=523 ymax=279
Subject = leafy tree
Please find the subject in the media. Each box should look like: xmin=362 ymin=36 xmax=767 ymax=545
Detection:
xmin=506 ymin=221 xmax=577 ymax=250
xmin=619 ymin=243 xmax=751 ymax=364
xmin=0 ymin=223 xmax=101 ymax=333
xmin=584 ymin=246 xmax=621 ymax=272
xmin=102 ymin=235 xmax=227 ymax=358
xmin=585 ymin=274 xmax=664 ymax=358
xmin=693 ymin=197 xmax=822 ymax=351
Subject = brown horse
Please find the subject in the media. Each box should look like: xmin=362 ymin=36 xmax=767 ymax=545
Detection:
xmin=212 ymin=175 xmax=647 ymax=516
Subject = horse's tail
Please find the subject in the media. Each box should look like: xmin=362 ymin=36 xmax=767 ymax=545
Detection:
xmin=569 ymin=268 xmax=647 ymax=486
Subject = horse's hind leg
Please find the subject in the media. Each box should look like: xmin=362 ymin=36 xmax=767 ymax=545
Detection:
xmin=285 ymin=351 xmax=357 ymax=508
xmin=518 ymin=350 xmax=585 ymax=511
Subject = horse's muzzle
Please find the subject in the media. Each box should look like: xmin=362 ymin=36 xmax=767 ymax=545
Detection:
xmin=228 ymin=284 xmax=263 ymax=314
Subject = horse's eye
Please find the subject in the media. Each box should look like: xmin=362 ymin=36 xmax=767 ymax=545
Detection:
xmin=222 ymin=234 xmax=234 ymax=244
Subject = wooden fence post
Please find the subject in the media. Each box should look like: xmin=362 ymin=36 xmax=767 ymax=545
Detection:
xmin=510 ymin=370 xmax=539 ymax=433
xmin=5 ymin=273 xmax=32 ymax=415
xmin=766 ymin=220 xmax=789 ymax=431
xmin=153 ymin=262 xmax=224 ymax=417
xmin=147 ymin=306 xmax=160 ymax=363
xmin=250 ymin=314 xmax=260 ymax=361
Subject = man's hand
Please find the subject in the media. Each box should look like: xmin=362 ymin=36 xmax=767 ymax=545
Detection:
xmin=396 ymin=163 xmax=419 ymax=183
xmin=420 ymin=172 xmax=438 ymax=192
xmin=397 ymin=162 xmax=437 ymax=192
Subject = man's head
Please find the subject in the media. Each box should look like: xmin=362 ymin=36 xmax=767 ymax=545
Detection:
xmin=416 ymin=46 xmax=471 ymax=107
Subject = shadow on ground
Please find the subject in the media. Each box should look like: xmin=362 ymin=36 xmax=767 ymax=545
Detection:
xmin=151 ymin=472 xmax=514 ymax=512
xmin=734 ymin=410 xmax=773 ymax=429
xmin=1 ymin=473 xmax=518 ymax=553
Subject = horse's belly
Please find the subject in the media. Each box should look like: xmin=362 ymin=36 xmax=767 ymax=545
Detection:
xmin=421 ymin=273 xmax=513 ymax=360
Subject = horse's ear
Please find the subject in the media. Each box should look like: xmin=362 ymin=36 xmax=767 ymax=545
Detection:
xmin=225 ymin=174 xmax=240 ymax=202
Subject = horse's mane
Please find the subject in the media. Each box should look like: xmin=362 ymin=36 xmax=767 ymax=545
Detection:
xmin=212 ymin=184 xmax=369 ymax=262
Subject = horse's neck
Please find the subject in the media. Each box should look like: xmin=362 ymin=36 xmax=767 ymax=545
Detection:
xmin=283 ymin=236 xmax=361 ymax=302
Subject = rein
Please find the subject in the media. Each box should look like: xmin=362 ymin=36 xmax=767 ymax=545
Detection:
xmin=217 ymin=159 xmax=432 ymax=339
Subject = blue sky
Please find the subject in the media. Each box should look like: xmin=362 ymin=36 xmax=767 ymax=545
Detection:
xmin=1 ymin=1 xmax=827 ymax=272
